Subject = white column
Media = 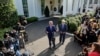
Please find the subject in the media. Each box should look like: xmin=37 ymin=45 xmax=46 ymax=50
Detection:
xmin=13 ymin=0 xmax=24 ymax=15
xmin=73 ymin=0 xmax=80 ymax=14
xmin=27 ymin=0 xmax=42 ymax=18
xmin=34 ymin=0 xmax=36 ymax=16
xmin=63 ymin=0 xmax=67 ymax=17
xmin=98 ymin=0 xmax=100 ymax=5
xmin=92 ymin=0 xmax=95 ymax=4
xmin=27 ymin=0 xmax=34 ymax=17
xmin=38 ymin=0 xmax=42 ymax=17
xmin=67 ymin=0 xmax=73 ymax=14
xmin=36 ymin=0 xmax=42 ymax=17
xmin=78 ymin=0 xmax=81 ymax=8
xmin=78 ymin=0 xmax=82 ymax=13
xmin=34 ymin=0 xmax=37 ymax=16
xmin=85 ymin=0 xmax=90 ymax=12
xmin=99 ymin=0 xmax=100 ymax=5
xmin=80 ymin=0 xmax=84 ymax=13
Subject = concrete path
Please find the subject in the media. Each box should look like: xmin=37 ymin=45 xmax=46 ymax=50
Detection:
xmin=21 ymin=34 xmax=82 ymax=56
xmin=21 ymin=17 xmax=82 ymax=56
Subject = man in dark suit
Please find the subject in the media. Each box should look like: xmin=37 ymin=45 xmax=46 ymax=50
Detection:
xmin=58 ymin=19 xmax=68 ymax=44
xmin=46 ymin=21 xmax=56 ymax=49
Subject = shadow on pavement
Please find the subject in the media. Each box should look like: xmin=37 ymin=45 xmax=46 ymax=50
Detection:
xmin=37 ymin=43 xmax=62 ymax=56
xmin=64 ymin=37 xmax=82 ymax=56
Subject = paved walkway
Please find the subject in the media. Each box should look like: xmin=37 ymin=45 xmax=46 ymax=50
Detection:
xmin=21 ymin=17 xmax=82 ymax=56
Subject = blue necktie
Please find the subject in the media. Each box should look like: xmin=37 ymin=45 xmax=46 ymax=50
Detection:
xmin=50 ymin=26 xmax=52 ymax=31
xmin=62 ymin=24 xmax=64 ymax=29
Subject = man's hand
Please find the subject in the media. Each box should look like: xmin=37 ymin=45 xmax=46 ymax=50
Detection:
xmin=60 ymin=32 xmax=62 ymax=34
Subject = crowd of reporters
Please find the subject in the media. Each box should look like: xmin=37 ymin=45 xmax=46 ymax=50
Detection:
xmin=75 ymin=7 xmax=100 ymax=56
xmin=0 ymin=16 xmax=29 ymax=56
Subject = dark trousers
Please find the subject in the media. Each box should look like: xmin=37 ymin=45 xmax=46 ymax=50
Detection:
xmin=59 ymin=33 xmax=66 ymax=43
xmin=81 ymin=34 xmax=88 ymax=46
xmin=48 ymin=35 xmax=55 ymax=47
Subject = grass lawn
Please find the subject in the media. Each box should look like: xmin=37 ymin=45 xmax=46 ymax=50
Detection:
xmin=0 ymin=27 xmax=12 ymax=40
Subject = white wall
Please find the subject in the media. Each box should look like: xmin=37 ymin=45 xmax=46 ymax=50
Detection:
xmin=67 ymin=0 xmax=73 ymax=14
xmin=34 ymin=0 xmax=42 ymax=17
xmin=27 ymin=0 xmax=42 ymax=18
xmin=73 ymin=0 xmax=79 ymax=14
xmin=63 ymin=0 xmax=67 ymax=17
xmin=13 ymin=0 xmax=24 ymax=15
xmin=14 ymin=0 xmax=91 ymax=18
xmin=27 ymin=0 xmax=34 ymax=17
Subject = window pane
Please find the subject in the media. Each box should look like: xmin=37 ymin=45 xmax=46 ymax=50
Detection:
xmin=22 ymin=0 xmax=29 ymax=17
xmin=94 ymin=0 xmax=98 ymax=4
xmin=89 ymin=0 xmax=92 ymax=4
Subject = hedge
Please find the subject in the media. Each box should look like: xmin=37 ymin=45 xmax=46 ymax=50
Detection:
xmin=0 ymin=27 xmax=12 ymax=40
xmin=27 ymin=17 xmax=38 ymax=23
xmin=66 ymin=17 xmax=81 ymax=33
xmin=0 ymin=0 xmax=18 ymax=28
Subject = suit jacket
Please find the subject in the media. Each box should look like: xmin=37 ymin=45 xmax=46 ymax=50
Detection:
xmin=59 ymin=24 xmax=68 ymax=33
xmin=46 ymin=25 xmax=56 ymax=37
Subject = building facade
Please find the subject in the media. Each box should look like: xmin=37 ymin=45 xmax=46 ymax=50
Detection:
xmin=13 ymin=0 xmax=100 ymax=18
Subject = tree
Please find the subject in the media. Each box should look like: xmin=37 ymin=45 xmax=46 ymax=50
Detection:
xmin=0 ymin=0 xmax=18 ymax=28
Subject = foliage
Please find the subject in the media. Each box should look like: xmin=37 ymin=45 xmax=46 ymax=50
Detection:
xmin=0 ymin=27 xmax=12 ymax=40
xmin=27 ymin=17 xmax=38 ymax=23
xmin=65 ymin=17 xmax=80 ymax=33
xmin=0 ymin=0 xmax=18 ymax=28
xmin=68 ymin=21 xmax=78 ymax=32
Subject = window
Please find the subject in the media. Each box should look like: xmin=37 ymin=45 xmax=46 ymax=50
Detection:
xmin=66 ymin=0 xmax=68 ymax=11
xmin=94 ymin=0 xmax=98 ymax=4
xmin=22 ymin=0 xmax=29 ymax=17
xmin=41 ymin=0 xmax=45 ymax=14
xmin=72 ymin=0 xmax=74 ymax=11
xmin=89 ymin=0 xmax=92 ymax=4
xmin=58 ymin=0 xmax=61 ymax=11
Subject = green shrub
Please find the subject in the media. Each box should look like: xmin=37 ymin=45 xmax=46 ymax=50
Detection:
xmin=0 ymin=27 xmax=12 ymax=40
xmin=0 ymin=0 xmax=18 ymax=28
xmin=67 ymin=17 xmax=79 ymax=32
xmin=68 ymin=21 xmax=78 ymax=32
xmin=27 ymin=17 xmax=38 ymax=23
xmin=75 ymin=18 xmax=81 ymax=26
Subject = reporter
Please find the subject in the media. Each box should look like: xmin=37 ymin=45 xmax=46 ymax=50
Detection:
xmin=88 ymin=43 xmax=100 ymax=56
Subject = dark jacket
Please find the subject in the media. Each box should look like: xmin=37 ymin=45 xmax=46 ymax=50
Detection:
xmin=59 ymin=24 xmax=68 ymax=32
xmin=46 ymin=25 xmax=56 ymax=37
